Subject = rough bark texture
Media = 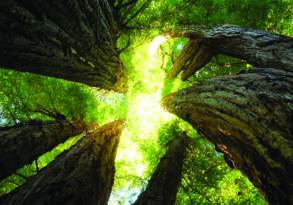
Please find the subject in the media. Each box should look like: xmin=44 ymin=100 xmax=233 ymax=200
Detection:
xmin=170 ymin=25 xmax=293 ymax=79
xmin=133 ymin=133 xmax=188 ymax=205
xmin=0 ymin=120 xmax=85 ymax=181
xmin=0 ymin=120 xmax=124 ymax=205
xmin=163 ymin=68 xmax=293 ymax=205
xmin=0 ymin=0 xmax=125 ymax=91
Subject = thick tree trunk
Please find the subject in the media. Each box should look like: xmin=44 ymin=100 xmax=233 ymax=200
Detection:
xmin=0 ymin=120 xmax=124 ymax=205
xmin=0 ymin=120 xmax=85 ymax=181
xmin=133 ymin=133 xmax=188 ymax=205
xmin=169 ymin=25 xmax=293 ymax=80
xmin=163 ymin=68 xmax=293 ymax=205
xmin=0 ymin=0 xmax=125 ymax=91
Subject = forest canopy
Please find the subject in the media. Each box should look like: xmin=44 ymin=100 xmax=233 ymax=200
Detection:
xmin=0 ymin=0 xmax=292 ymax=205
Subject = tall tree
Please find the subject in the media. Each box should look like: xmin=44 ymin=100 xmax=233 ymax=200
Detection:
xmin=0 ymin=120 xmax=86 ymax=181
xmin=133 ymin=133 xmax=188 ymax=205
xmin=0 ymin=0 xmax=126 ymax=91
xmin=164 ymin=25 xmax=293 ymax=204
xmin=0 ymin=120 xmax=124 ymax=205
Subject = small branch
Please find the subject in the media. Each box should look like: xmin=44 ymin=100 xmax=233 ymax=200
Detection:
xmin=123 ymin=0 xmax=151 ymax=26
xmin=118 ymin=34 xmax=131 ymax=54
xmin=115 ymin=0 xmax=124 ymax=8
xmin=115 ymin=0 xmax=138 ymax=9
xmin=15 ymin=172 xmax=28 ymax=180
xmin=180 ymin=184 xmax=194 ymax=205
xmin=182 ymin=176 xmax=213 ymax=203
xmin=159 ymin=45 xmax=167 ymax=72
xmin=35 ymin=160 xmax=40 ymax=174
xmin=159 ymin=45 xmax=175 ymax=73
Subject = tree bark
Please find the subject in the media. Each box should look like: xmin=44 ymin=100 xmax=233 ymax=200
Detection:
xmin=163 ymin=67 xmax=293 ymax=205
xmin=169 ymin=25 xmax=293 ymax=80
xmin=0 ymin=120 xmax=86 ymax=181
xmin=0 ymin=120 xmax=124 ymax=205
xmin=0 ymin=0 xmax=125 ymax=91
xmin=133 ymin=133 xmax=188 ymax=205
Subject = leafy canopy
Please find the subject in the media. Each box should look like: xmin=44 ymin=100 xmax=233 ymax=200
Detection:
xmin=1 ymin=0 xmax=292 ymax=204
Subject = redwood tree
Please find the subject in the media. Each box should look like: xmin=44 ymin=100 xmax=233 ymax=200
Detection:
xmin=0 ymin=120 xmax=124 ymax=205
xmin=0 ymin=0 xmax=126 ymax=91
xmin=134 ymin=133 xmax=189 ymax=205
xmin=164 ymin=25 xmax=293 ymax=204
xmin=169 ymin=25 xmax=293 ymax=80
xmin=0 ymin=120 xmax=85 ymax=181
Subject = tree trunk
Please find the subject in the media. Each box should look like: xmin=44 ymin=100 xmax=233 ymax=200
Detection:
xmin=169 ymin=25 xmax=293 ymax=80
xmin=0 ymin=120 xmax=86 ymax=181
xmin=0 ymin=120 xmax=124 ymax=205
xmin=133 ymin=133 xmax=188 ymax=205
xmin=0 ymin=0 xmax=125 ymax=92
xmin=163 ymin=67 xmax=293 ymax=205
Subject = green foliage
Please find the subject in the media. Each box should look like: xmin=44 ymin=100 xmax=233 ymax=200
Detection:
xmin=0 ymin=69 xmax=101 ymax=125
xmin=157 ymin=120 xmax=182 ymax=146
xmin=127 ymin=0 xmax=292 ymax=35
xmin=95 ymin=91 xmax=128 ymax=124
xmin=1 ymin=0 xmax=292 ymax=204
xmin=111 ymin=28 xmax=266 ymax=203
xmin=0 ymin=70 xmax=127 ymax=195
xmin=111 ymin=31 xmax=176 ymax=204
xmin=176 ymin=135 xmax=267 ymax=205
xmin=0 ymin=68 xmax=128 ymax=126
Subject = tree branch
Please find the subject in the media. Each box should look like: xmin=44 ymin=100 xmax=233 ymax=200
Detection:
xmin=123 ymin=0 xmax=151 ymax=26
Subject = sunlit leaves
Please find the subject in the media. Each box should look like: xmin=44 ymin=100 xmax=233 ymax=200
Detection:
xmin=111 ymin=33 xmax=176 ymax=204
xmin=122 ymin=0 xmax=292 ymax=37
xmin=0 ymin=69 xmax=101 ymax=125
xmin=111 ymin=29 xmax=264 ymax=204
xmin=176 ymin=136 xmax=267 ymax=205
xmin=1 ymin=0 xmax=291 ymax=204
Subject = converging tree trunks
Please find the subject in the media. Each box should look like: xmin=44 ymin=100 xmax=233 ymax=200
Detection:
xmin=0 ymin=1 xmax=291 ymax=204
xmin=0 ymin=120 xmax=124 ymax=205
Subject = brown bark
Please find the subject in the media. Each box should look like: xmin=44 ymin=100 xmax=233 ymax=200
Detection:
xmin=0 ymin=0 xmax=125 ymax=92
xmin=0 ymin=120 xmax=86 ymax=181
xmin=169 ymin=25 xmax=293 ymax=80
xmin=133 ymin=133 xmax=189 ymax=205
xmin=163 ymin=68 xmax=293 ymax=205
xmin=0 ymin=120 xmax=124 ymax=205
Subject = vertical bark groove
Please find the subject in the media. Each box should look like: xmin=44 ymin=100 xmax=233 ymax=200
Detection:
xmin=0 ymin=0 xmax=125 ymax=91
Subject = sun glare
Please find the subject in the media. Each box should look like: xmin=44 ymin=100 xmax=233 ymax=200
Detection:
xmin=109 ymin=34 xmax=175 ymax=204
xmin=148 ymin=35 xmax=167 ymax=57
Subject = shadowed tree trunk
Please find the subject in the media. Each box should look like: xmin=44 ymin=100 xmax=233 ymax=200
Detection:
xmin=169 ymin=25 xmax=293 ymax=80
xmin=165 ymin=25 xmax=293 ymax=204
xmin=133 ymin=133 xmax=189 ymax=205
xmin=0 ymin=120 xmax=86 ymax=181
xmin=0 ymin=0 xmax=125 ymax=91
xmin=163 ymin=67 xmax=293 ymax=204
xmin=0 ymin=120 xmax=124 ymax=205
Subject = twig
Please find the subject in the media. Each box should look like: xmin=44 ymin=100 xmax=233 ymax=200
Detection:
xmin=35 ymin=160 xmax=40 ymax=174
